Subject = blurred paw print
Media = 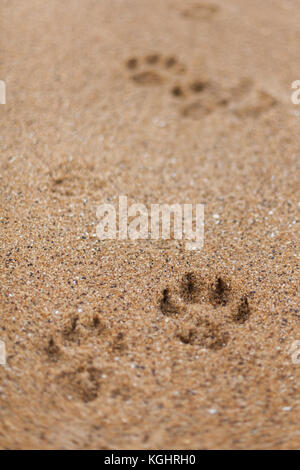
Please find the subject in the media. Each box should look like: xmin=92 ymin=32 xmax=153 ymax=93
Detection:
xmin=288 ymin=340 xmax=300 ymax=365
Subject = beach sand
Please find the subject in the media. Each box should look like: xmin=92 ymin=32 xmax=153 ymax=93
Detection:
xmin=0 ymin=0 xmax=299 ymax=449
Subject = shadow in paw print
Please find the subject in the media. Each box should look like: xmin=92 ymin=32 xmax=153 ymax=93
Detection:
xmin=171 ymin=80 xmax=208 ymax=99
xmin=111 ymin=331 xmax=127 ymax=353
xmin=62 ymin=316 xmax=79 ymax=343
xmin=160 ymin=288 xmax=181 ymax=316
xmin=61 ymin=313 xmax=106 ymax=346
xmin=232 ymin=295 xmax=251 ymax=324
xmin=171 ymin=85 xmax=184 ymax=97
xmin=145 ymin=54 xmax=160 ymax=65
xmin=190 ymin=80 xmax=207 ymax=93
xmin=126 ymin=58 xmax=138 ymax=70
xmin=45 ymin=337 xmax=61 ymax=362
xmin=180 ymin=272 xmax=202 ymax=303
xmin=209 ymin=277 xmax=231 ymax=306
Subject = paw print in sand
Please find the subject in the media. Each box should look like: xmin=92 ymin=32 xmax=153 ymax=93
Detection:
xmin=125 ymin=54 xmax=277 ymax=120
xmin=172 ymin=78 xmax=277 ymax=120
xmin=125 ymin=53 xmax=186 ymax=86
xmin=170 ymin=78 xmax=229 ymax=119
xmin=43 ymin=313 xmax=127 ymax=403
xmin=159 ymin=272 xmax=252 ymax=351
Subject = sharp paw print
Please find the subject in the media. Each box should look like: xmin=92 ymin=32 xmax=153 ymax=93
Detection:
xmin=159 ymin=272 xmax=253 ymax=351
xmin=160 ymin=288 xmax=183 ymax=316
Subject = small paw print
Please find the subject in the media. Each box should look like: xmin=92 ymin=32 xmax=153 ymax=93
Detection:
xmin=125 ymin=53 xmax=186 ymax=86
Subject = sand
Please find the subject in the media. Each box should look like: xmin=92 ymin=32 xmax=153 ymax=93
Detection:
xmin=0 ymin=0 xmax=299 ymax=450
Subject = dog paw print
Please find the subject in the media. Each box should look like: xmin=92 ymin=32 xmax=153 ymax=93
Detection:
xmin=125 ymin=53 xmax=186 ymax=87
xmin=43 ymin=313 xmax=114 ymax=404
xmin=43 ymin=313 xmax=107 ymax=366
xmin=43 ymin=310 xmax=128 ymax=375
xmin=159 ymin=272 xmax=252 ymax=350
